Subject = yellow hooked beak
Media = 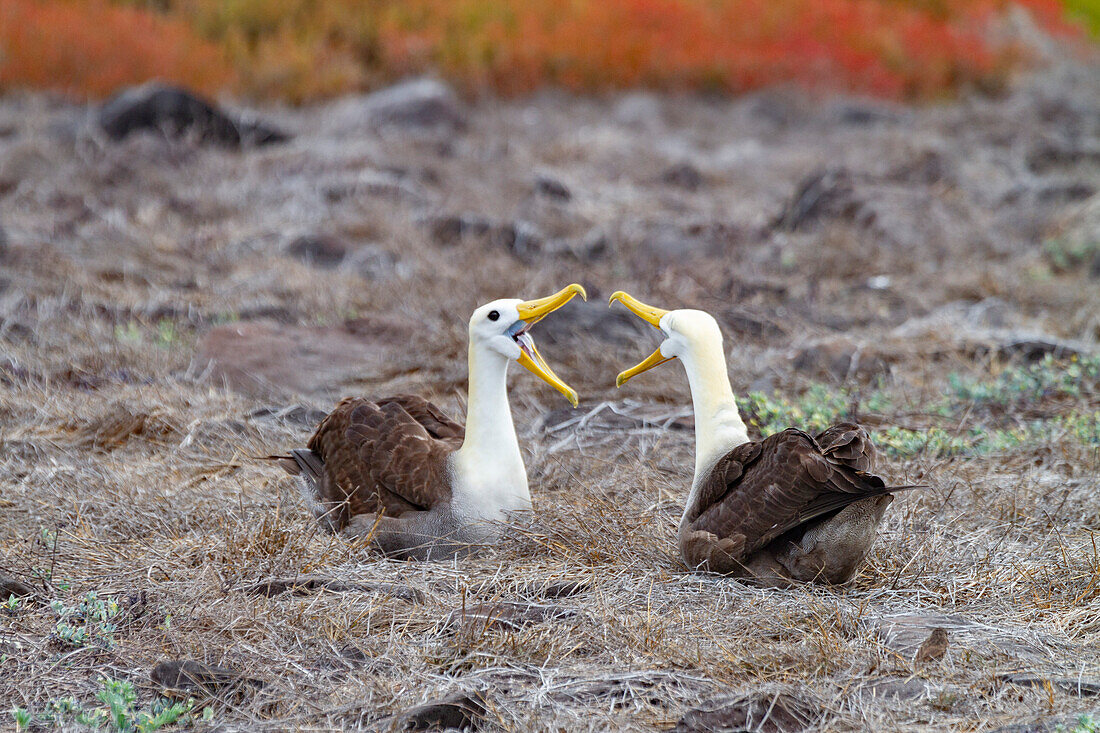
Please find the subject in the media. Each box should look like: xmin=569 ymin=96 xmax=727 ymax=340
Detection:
xmin=515 ymin=283 xmax=587 ymax=407
xmin=517 ymin=283 xmax=587 ymax=325
xmin=608 ymin=290 xmax=674 ymax=387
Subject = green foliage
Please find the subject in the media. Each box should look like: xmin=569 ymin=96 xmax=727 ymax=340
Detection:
xmin=738 ymin=355 xmax=1099 ymax=459
xmin=948 ymin=354 xmax=1099 ymax=406
xmin=1056 ymin=713 xmax=1100 ymax=733
xmin=1064 ymin=0 xmax=1100 ymax=35
xmin=738 ymin=385 xmax=851 ymax=436
xmin=12 ymin=708 xmax=31 ymax=731
xmin=1044 ymin=237 xmax=1100 ymax=273
xmin=155 ymin=319 xmax=181 ymax=349
xmin=114 ymin=319 xmax=186 ymax=350
xmin=51 ymin=591 xmax=121 ymax=648
xmin=28 ymin=679 xmax=197 ymax=732
xmin=115 ymin=321 xmax=143 ymax=344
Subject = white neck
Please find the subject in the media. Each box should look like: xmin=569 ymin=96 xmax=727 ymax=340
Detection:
xmin=450 ymin=343 xmax=530 ymax=518
xmin=679 ymin=337 xmax=750 ymax=501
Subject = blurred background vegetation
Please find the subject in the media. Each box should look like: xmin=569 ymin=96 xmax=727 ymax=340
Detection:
xmin=0 ymin=0 xmax=1096 ymax=103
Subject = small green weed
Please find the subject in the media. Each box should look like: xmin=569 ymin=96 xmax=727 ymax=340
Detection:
xmin=738 ymin=354 xmax=1099 ymax=458
xmin=947 ymin=354 xmax=1099 ymax=407
xmin=1056 ymin=713 xmax=1100 ymax=733
xmin=21 ymin=678 xmax=200 ymax=732
xmin=115 ymin=321 xmax=143 ymax=344
xmin=51 ymin=591 xmax=121 ymax=648
xmin=1044 ymin=237 xmax=1099 ymax=273
xmin=12 ymin=707 xmax=31 ymax=731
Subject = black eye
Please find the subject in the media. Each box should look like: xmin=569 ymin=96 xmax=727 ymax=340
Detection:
xmin=488 ymin=310 xmax=499 ymax=321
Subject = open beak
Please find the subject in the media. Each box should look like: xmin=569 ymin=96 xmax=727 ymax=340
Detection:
xmin=513 ymin=283 xmax=586 ymax=407
xmin=608 ymin=290 xmax=673 ymax=387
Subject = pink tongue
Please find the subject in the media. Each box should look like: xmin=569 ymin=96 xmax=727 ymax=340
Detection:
xmin=517 ymin=332 xmax=535 ymax=358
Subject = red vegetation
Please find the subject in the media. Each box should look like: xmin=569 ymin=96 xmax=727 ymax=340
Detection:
xmin=378 ymin=0 xmax=1078 ymax=99
xmin=0 ymin=0 xmax=235 ymax=99
xmin=0 ymin=0 xmax=1082 ymax=101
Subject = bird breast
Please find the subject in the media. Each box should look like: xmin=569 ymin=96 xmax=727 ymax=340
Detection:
xmin=449 ymin=456 xmax=532 ymax=522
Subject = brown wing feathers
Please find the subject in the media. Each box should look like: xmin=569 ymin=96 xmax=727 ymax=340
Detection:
xmin=816 ymin=422 xmax=877 ymax=472
xmin=687 ymin=424 xmax=905 ymax=560
xmin=376 ymin=395 xmax=465 ymax=441
xmin=275 ymin=395 xmax=463 ymax=530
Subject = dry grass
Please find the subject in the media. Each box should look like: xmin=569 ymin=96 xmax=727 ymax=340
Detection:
xmin=2 ymin=63 xmax=1100 ymax=730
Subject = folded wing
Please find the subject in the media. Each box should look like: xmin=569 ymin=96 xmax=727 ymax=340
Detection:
xmin=290 ymin=395 xmax=463 ymax=529
xmin=684 ymin=426 xmax=892 ymax=561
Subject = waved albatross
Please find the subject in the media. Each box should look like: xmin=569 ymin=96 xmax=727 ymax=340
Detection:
xmin=274 ymin=284 xmax=586 ymax=560
xmin=610 ymin=291 xmax=923 ymax=585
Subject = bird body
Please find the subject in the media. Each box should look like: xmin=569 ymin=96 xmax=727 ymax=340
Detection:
xmin=611 ymin=292 xmax=921 ymax=585
xmin=275 ymin=285 xmax=586 ymax=560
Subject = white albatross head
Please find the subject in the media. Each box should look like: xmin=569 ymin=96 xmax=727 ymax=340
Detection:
xmin=608 ymin=290 xmax=749 ymax=480
xmin=468 ymin=283 xmax=587 ymax=407
xmin=607 ymin=291 xmax=723 ymax=385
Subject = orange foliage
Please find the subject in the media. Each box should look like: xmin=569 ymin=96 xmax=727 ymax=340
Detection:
xmin=0 ymin=0 xmax=234 ymax=99
xmin=0 ymin=0 xmax=1083 ymax=101
xmin=377 ymin=0 xmax=1078 ymax=99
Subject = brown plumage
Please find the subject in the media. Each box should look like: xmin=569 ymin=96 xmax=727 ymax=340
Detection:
xmin=278 ymin=394 xmax=463 ymax=533
xmin=915 ymin=627 xmax=949 ymax=663
xmin=269 ymin=286 xmax=590 ymax=561
xmin=608 ymin=294 xmax=927 ymax=587
xmin=680 ymin=422 xmax=909 ymax=584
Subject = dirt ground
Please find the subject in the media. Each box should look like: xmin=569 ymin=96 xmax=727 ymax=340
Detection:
xmin=1 ymin=53 xmax=1099 ymax=731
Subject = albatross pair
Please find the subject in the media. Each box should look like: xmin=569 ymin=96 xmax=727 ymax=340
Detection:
xmin=276 ymin=285 xmax=916 ymax=584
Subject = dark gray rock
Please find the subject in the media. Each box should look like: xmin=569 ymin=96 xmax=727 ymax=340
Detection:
xmin=348 ymin=78 xmax=465 ymax=131
xmin=1027 ymin=138 xmax=1100 ymax=174
xmin=1000 ymin=674 xmax=1100 ymax=697
xmin=393 ymin=689 xmax=489 ymax=731
xmin=635 ymin=221 xmax=745 ymax=262
xmin=535 ymin=173 xmax=572 ymax=201
xmin=99 ymin=83 xmax=288 ymax=147
xmin=545 ymin=229 xmax=610 ymax=262
xmin=831 ymin=101 xmax=902 ymax=126
xmin=866 ymin=612 xmax=1050 ymax=661
xmin=240 ymin=575 xmax=424 ymax=603
xmin=773 ymin=167 xmax=860 ymax=231
xmin=539 ymin=580 xmax=591 ymax=598
xmin=637 ymin=224 xmax=706 ymax=262
xmin=423 ymin=213 xmax=492 ymax=246
xmin=660 ymin=162 xmax=703 ymax=190
xmin=445 ymin=601 xmax=577 ymax=632
xmin=151 ymin=659 xmax=264 ymax=698
xmin=285 ymin=233 xmax=348 ymax=268
xmin=889 ymin=298 xmax=1095 ymax=362
xmin=0 ymin=575 xmax=36 ymax=599
xmin=674 ymin=689 xmax=822 ymax=733
xmin=887 ymin=148 xmax=954 ymax=186
xmin=342 ymin=244 xmax=400 ymax=281
xmin=493 ymin=220 xmax=544 ymax=262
